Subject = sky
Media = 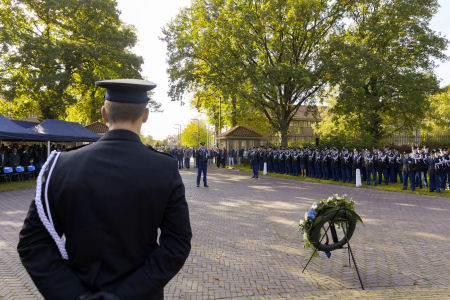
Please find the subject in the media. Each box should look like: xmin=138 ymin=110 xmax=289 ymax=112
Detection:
xmin=116 ymin=0 xmax=450 ymax=140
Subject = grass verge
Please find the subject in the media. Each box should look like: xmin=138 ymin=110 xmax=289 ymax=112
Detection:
xmin=0 ymin=179 xmax=36 ymax=193
xmin=234 ymin=165 xmax=450 ymax=198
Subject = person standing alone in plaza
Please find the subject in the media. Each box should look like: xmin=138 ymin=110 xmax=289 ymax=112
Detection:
xmin=17 ymin=79 xmax=192 ymax=300
xmin=196 ymin=142 xmax=209 ymax=187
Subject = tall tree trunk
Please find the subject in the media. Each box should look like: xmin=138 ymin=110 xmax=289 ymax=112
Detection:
xmin=231 ymin=97 xmax=237 ymax=127
xmin=279 ymin=119 xmax=289 ymax=147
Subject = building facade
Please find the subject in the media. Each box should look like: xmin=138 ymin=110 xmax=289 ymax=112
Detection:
xmin=267 ymin=106 xmax=322 ymax=146
xmin=217 ymin=126 xmax=265 ymax=150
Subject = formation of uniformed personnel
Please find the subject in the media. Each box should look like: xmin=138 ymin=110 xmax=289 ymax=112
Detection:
xmin=171 ymin=147 xmax=193 ymax=169
xmin=170 ymin=147 xmax=185 ymax=169
xmin=241 ymin=145 xmax=449 ymax=191
xmin=18 ymin=79 xmax=192 ymax=299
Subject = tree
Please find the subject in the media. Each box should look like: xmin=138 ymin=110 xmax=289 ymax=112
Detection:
xmin=0 ymin=0 xmax=160 ymax=123
xmin=313 ymin=96 xmax=377 ymax=148
xmin=422 ymin=86 xmax=450 ymax=135
xmin=317 ymin=0 xmax=447 ymax=144
xmin=163 ymin=0 xmax=356 ymax=146
xmin=181 ymin=120 xmax=207 ymax=147
xmin=140 ymin=134 xmax=154 ymax=145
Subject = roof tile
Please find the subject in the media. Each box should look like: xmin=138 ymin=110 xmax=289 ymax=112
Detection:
xmin=85 ymin=121 xmax=109 ymax=134
xmin=218 ymin=126 xmax=264 ymax=138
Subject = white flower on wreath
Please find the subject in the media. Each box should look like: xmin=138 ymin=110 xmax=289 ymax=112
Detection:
xmin=311 ymin=202 xmax=318 ymax=210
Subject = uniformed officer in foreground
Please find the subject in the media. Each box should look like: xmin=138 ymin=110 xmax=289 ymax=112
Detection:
xmin=196 ymin=142 xmax=209 ymax=187
xmin=17 ymin=79 xmax=192 ymax=300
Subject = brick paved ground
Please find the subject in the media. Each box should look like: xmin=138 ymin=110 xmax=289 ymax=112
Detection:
xmin=1 ymin=167 xmax=449 ymax=299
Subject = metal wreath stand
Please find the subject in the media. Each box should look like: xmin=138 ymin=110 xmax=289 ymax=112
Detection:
xmin=301 ymin=205 xmax=365 ymax=290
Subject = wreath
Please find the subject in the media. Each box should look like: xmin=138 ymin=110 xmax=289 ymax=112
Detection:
xmin=299 ymin=194 xmax=363 ymax=256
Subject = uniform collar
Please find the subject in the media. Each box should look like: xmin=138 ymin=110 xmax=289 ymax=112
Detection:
xmin=100 ymin=129 xmax=142 ymax=143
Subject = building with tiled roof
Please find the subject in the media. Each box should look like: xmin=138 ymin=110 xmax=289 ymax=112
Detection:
xmin=85 ymin=121 xmax=108 ymax=136
xmin=267 ymin=106 xmax=323 ymax=145
xmin=217 ymin=125 xmax=265 ymax=149
xmin=290 ymin=106 xmax=323 ymax=136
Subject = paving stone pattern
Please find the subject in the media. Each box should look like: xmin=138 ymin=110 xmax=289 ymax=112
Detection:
xmin=0 ymin=168 xmax=449 ymax=299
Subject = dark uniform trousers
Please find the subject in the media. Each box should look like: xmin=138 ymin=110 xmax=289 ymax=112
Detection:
xmin=17 ymin=130 xmax=192 ymax=300
xmin=185 ymin=154 xmax=190 ymax=169
xmin=196 ymin=150 xmax=208 ymax=186
xmin=403 ymin=171 xmax=415 ymax=191
xmin=268 ymin=159 xmax=273 ymax=173
xmin=368 ymin=168 xmax=377 ymax=185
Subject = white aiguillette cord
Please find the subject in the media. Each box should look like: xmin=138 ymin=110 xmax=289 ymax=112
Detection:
xmin=35 ymin=150 xmax=68 ymax=260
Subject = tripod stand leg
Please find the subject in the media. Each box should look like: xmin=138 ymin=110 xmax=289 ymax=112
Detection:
xmin=341 ymin=223 xmax=364 ymax=290
xmin=302 ymin=248 xmax=317 ymax=273
xmin=302 ymin=224 xmax=331 ymax=273
xmin=347 ymin=242 xmax=364 ymax=290
xmin=348 ymin=246 xmax=351 ymax=268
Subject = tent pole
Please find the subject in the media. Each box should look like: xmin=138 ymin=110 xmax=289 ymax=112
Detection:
xmin=47 ymin=141 xmax=50 ymax=157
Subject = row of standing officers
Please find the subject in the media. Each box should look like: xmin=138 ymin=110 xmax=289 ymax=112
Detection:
xmin=247 ymin=145 xmax=449 ymax=193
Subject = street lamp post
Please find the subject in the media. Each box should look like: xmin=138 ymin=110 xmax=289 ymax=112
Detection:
xmin=219 ymin=97 xmax=221 ymax=134
xmin=174 ymin=123 xmax=182 ymax=146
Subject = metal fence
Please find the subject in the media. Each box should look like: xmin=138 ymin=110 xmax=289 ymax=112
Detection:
xmin=380 ymin=134 xmax=450 ymax=147
xmin=266 ymin=135 xmax=319 ymax=147
xmin=266 ymin=134 xmax=450 ymax=148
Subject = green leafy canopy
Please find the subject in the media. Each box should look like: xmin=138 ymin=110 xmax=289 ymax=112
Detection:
xmin=0 ymin=0 xmax=160 ymax=123
xmin=163 ymin=0 xmax=447 ymax=146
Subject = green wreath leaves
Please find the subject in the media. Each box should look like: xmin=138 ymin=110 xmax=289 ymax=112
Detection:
xmin=299 ymin=194 xmax=363 ymax=250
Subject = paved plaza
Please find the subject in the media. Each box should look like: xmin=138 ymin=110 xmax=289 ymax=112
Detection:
xmin=0 ymin=167 xmax=449 ymax=299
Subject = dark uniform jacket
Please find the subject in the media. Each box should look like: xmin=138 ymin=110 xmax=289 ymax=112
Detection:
xmin=196 ymin=149 xmax=208 ymax=166
xmin=330 ymin=153 xmax=339 ymax=168
xmin=395 ymin=154 xmax=403 ymax=169
xmin=403 ymin=156 xmax=413 ymax=173
xmin=364 ymin=154 xmax=374 ymax=169
xmin=341 ymin=152 xmax=352 ymax=168
xmin=387 ymin=153 xmax=395 ymax=168
xmin=427 ymin=156 xmax=435 ymax=174
xmin=411 ymin=152 xmax=421 ymax=172
xmin=314 ymin=153 xmax=321 ymax=166
xmin=249 ymin=150 xmax=260 ymax=166
xmin=380 ymin=153 xmax=389 ymax=169
xmin=352 ymin=154 xmax=362 ymax=170
xmin=17 ymin=130 xmax=192 ymax=300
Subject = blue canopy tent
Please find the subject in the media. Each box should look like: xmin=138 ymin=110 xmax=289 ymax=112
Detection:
xmin=31 ymin=119 xmax=101 ymax=157
xmin=0 ymin=114 xmax=47 ymax=141
xmin=31 ymin=119 xmax=101 ymax=142
xmin=12 ymin=120 xmax=39 ymax=129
